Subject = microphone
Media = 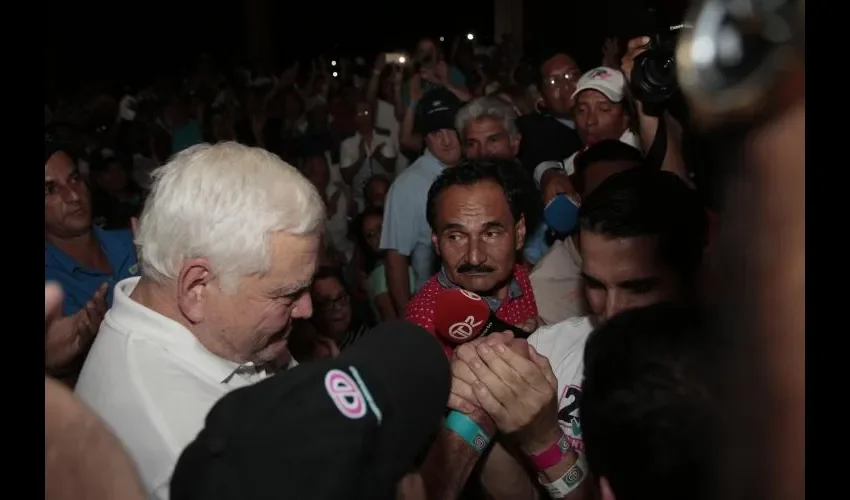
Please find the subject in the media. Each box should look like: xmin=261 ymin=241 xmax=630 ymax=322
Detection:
xmin=434 ymin=288 xmax=529 ymax=345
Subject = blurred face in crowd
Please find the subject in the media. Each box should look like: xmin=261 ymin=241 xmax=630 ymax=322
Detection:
xmin=195 ymin=232 xmax=319 ymax=364
xmin=416 ymin=38 xmax=440 ymax=66
xmin=574 ymin=90 xmax=630 ymax=146
xmin=580 ymin=231 xmax=680 ymax=322
xmin=426 ymin=129 xmax=462 ymax=166
xmin=311 ymin=275 xmax=352 ymax=339
xmin=361 ymin=212 xmax=383 ymax=253
xmin=93 ymin=158 xmax=130 ymax=195
xmin=45 ymin=151 xmax=92 ymax=238
xmin=432 ymin=180 xmax=526 ymax=296
xmin=302 ymin=155 xmax=330 ymax=193
xmin=540 ymin=54 xmax=581 ymax=117
xmin=462 ymin=117 xmax=520 ymax=160
xmin=307 ymin=105 xmax=329 ymax=132
xmin=354 ymin=101 xmax=374 ymax=133
xmin=365 ymin=177 xmax=390 ymax=209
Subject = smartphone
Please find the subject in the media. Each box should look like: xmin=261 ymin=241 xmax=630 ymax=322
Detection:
xmin=544 ymin=193 xmax=581 ymax=235
xmin=384 ymin=52 xmax=409 ymax=66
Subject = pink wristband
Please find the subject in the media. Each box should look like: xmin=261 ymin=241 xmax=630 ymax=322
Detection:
xmin=528 ymin=433 xmax=571 ymax=471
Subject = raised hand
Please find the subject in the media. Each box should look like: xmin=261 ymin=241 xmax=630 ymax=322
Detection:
xmin=46 ymin=283 xmax=108 ymax=372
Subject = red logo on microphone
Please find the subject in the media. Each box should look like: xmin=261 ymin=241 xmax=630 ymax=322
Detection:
xmin=448 ymin=315 xmax=484 ymax=341
xmin=459 ymin=289 xmax=482 ymax=301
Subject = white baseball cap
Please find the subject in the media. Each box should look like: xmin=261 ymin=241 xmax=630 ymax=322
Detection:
xmin=571 ymin=66 xmax=627 ymax=103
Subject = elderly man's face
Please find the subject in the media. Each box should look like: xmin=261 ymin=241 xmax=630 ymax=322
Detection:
xmin=462 ymin=117 xmax=520 ymax=160
xmin=197 ymin=232 xmax=320 ymax=364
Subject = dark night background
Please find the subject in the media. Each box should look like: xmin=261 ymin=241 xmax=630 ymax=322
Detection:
xmin=45 ymin=0 xmax=687 ymax=92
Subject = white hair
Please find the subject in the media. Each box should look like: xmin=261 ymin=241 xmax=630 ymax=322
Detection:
xmin=137 ymin=142 xmax=325 ymax=293
xmin=455 ymin=96 xmax=520 ymax=139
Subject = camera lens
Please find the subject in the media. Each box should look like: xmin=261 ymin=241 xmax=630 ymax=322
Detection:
xmin=632 ymin=44 xmax=679 ymax=105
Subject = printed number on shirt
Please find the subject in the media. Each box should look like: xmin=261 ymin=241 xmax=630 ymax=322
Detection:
xmin=557 ymin=385 xmax=584 ymax=452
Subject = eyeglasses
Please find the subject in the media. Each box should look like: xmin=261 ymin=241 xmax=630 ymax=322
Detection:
xmin=316 ymin=292 xmax=350 ymax=312
xmin=542 ymin=71 xmax=582 ymax=89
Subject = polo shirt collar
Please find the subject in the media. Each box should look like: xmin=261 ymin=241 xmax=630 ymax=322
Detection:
xmin=111 ymin=277 xmax=265 ymax=385
xmin=436 ymin=266 xmax=523 ymax=312
xmin=45 ymin=225 xmax=135 ymax=276
xmin=420 ymin=149 xmax=449 ymax=177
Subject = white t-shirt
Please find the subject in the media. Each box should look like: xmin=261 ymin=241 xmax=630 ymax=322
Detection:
xmin=532 ymin=129 xmax=642 ymax=188
xmin=527 ymin=315 xmax=595 ymax=453
xmin=75 ymin=277 xmax=269 ymax=499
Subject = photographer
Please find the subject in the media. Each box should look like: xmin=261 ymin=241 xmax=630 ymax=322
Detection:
xmin=620 ymin=36 xmax=693 ymax=187
xmin=399 ymin=37 xmax=472 ymax=153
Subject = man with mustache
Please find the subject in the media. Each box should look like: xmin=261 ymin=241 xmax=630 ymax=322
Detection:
xmin=403 ymin=160 xmax=538 ymax=355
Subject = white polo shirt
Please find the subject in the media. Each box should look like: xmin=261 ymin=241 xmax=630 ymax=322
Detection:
xmin=527 ymin=316 xmax=595 ymax=453
xmin=75 ymin=277 xmax=269 ymax=500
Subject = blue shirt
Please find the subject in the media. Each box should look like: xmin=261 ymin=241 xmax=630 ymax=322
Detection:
xmin=45 ymin=227 xmax=139 ymax=317
xmin=379 ymin=149 xmax=446 ymax=291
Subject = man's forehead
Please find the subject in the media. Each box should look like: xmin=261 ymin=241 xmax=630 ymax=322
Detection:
xmin=467 ymin=117 xmax=508 ymax=135
xmin=577 ymin=90 xmax=615 ymax=105
xmin=580 ymin=232 xmax=660 ymax=275
xmin=543 ymin=54 xmax=578 ymax=74
xmin=437 ymin=182 xmax=512 ymax=222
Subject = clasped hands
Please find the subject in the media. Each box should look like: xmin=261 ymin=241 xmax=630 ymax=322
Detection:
xmin=448 ymin=332 xmax=561 ymax=453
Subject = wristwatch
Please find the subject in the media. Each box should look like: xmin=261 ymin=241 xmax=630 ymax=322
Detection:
xmin=529 ymin=433 xmax=571 ymax=471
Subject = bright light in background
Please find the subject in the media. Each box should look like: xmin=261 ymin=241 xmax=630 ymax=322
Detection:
xmin=466 ymin=33 xmax=474 ymax=40
xmin=398 ymin=56 xmax=406 ymax=64
xmin=332 ymin=71 xmax=338 ymax=78
xmin=439 ymin=36 xmax=445 ymax=42
xmin=331 ymin=60 xmax=337 ymax=66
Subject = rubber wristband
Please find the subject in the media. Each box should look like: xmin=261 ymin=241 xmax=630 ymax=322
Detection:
xmin=529 ymin=433 xmax=571 ymax=471
xmin=540 ymin=453 xmax=589 ymax=499
xmin=444 ymin=410 xmax=492 ymax=455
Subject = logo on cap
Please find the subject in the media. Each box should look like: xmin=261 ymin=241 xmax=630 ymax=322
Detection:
xmin=589 ymin=68 xmax=612 ymax=80
xmin=448 ymin=315 xmax=484 ymax=341
xmin=433 ymin=100 xmax=442 ymax=106
xmin=324 ymin=369 xmax=367 ymax=420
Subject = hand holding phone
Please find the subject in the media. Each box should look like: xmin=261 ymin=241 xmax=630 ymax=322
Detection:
xmin=384 ymin=52 xmax=409 ymax=66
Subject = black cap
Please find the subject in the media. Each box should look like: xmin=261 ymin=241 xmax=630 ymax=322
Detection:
xmin=170 ymin=321 xmax=450 ymax=500
xmin=415 ymin=87 xmax=462 ymax=136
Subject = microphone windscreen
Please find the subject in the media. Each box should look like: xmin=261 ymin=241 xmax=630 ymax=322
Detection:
xmin=434 ymin=288 xmax=493 ymax=345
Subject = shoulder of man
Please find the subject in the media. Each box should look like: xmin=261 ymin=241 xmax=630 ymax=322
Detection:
xmin=528 ymin=315 xmax=594 ymax=360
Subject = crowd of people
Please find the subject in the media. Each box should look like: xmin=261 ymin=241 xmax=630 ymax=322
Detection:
xmin=45 ymin=3 xmax=804 ymax=499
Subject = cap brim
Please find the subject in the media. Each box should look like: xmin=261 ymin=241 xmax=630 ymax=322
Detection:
xmin=572 ymin=83 xmax=624 ymax=103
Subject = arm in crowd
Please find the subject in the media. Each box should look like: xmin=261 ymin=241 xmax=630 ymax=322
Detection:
xmin=440 ymin=334 xmax=591 ymax=500
xmin=621 ymin=37 xmax=693 ymax=188
xmin=400 ymin=81 xmax=424 ymax=152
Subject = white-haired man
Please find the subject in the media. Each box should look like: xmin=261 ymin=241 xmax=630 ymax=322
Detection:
xmin=455 ymin=95 xmax=522 ymax=161
xmin=75 ymin=142 xmax=325 ymax=499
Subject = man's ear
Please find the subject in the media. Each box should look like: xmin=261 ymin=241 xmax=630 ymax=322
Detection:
xmin=431 ymin=232 xmax=441 ymax=256
xmin=177 ymin=258 xmax=214 ymax=324
xmin=514 ymin=215 xmax=527 ymax=250
xmin=511 ymin=133 xmax=522 ymax=156
xmin=599 ymin=476 xmax=616 ymax=500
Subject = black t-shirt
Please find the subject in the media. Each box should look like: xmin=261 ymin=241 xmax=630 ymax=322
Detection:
xmin=515 ymin=112 xmax=582 ymax=179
